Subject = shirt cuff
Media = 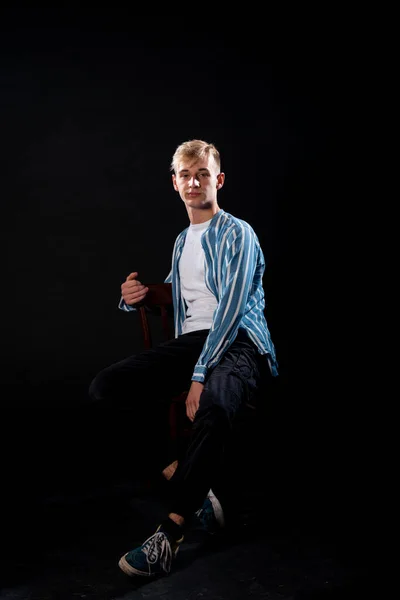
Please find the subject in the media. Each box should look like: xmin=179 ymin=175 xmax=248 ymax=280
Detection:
xmin=191 ymin=364 xmax=208 ymax=383
xmin=118 ymin=297 xmax=136 ymax=312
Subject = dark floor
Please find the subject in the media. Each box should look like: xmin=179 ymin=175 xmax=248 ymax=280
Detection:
xmin=1 ymin=393 xmax=368 ymax=599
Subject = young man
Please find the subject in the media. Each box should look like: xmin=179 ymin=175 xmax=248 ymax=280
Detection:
xmin=89 ymin=139 xmax=278 ymax=578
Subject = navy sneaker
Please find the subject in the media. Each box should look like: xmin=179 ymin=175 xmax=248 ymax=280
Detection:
xmin=194 ymin=489 xmax=225 ymax=535
xmin=118 ymin=526 xmax=184 ymax=577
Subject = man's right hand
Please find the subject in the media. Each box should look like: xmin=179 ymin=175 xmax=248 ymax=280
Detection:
xmin=121 ymin=272 xmax=149 ymax=306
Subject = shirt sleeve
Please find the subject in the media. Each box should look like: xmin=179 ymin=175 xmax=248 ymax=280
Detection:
xmin=118 ymin=297 xmax=136 ymax=312
xmin=191 ymin=224 xmax=257 ymax=383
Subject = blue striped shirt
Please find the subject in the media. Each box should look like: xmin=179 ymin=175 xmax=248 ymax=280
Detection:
xmin=164 ymin=209 xmax=278 ymax=382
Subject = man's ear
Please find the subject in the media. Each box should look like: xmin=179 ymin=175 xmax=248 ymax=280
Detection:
xmin=172 ymin=174 xmax=178 ymax=191
xmin=217 ymin=172 xmax=225 ymax=189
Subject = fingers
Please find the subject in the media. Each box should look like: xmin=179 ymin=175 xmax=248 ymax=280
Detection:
xmin=126 ymin=272 xmax=138 ymax=281
xmin=185 ymin=399 xmax=197 ymax=422
xmin=121 ymin=274 xmax=149 ymax=306
xmin=124 ymin=290 xmax=148 ymax=305
xmin=185 ymin=382 xmax=204 ymax=422
xmin=121 ymin=285 xmax=149 ymax=305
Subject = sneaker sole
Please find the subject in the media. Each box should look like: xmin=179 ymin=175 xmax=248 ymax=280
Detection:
xmin=118 ymin=541 xmax=183 ymax=578
xmin=118 ymin=554 xmax=154 ymax=577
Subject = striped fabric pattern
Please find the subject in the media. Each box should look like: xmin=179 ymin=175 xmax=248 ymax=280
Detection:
xmin=164 ymin=210 xmax=278 ymax=382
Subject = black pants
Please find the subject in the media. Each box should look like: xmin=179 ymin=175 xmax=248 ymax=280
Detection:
xmin=89 ymin=328 xmax=270 ymax=523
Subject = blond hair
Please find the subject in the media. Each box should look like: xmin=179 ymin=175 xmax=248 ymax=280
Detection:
xmin=170 ymin=139 xmax=221 ymax=174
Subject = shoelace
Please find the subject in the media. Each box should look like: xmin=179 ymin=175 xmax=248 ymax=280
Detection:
xmin=142 ymin=531 xmax=173 ymax=573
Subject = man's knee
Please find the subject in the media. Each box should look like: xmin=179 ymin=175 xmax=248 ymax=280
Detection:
xmin=88 ymin=371 xmax=106 ymax=403
xmin=195 ymin=403 xmax=231 ymax=432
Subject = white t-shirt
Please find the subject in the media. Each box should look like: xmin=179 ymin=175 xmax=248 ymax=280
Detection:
xmin=179 ymin=219 xmax=218 ymax=335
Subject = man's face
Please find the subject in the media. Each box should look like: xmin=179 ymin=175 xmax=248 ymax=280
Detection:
xmin=172 ymin=155 xmax=224 ymax=210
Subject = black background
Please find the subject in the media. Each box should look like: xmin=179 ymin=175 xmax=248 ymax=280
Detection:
xmin=1 ymin=8 xmax=362 ymax=544
xmin=1 ymin=9 xmax=343 ymax=403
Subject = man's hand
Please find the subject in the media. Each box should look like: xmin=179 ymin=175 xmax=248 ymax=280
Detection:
xmin=185 ymin=381 xmax=204 ymax=422
xmin=121 ymin=272 xmax=149 ymax=306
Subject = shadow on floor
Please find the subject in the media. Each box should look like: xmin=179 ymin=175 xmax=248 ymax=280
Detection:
xmin=0 ymin=388 xmax=368 ymax=599
xmin=1 ymin=465 xmax=368 ymax=600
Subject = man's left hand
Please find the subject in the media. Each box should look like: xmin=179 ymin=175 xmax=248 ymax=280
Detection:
xmin=185 ymin=381 xmax=204 ymax=422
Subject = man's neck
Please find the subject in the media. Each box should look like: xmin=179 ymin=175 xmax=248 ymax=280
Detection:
xmin=186 ymin=204 xmax=220 ymax=225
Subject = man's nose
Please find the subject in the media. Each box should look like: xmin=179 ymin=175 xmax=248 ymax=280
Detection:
xmin=188 ymin=176 xmax=200 ymax=187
